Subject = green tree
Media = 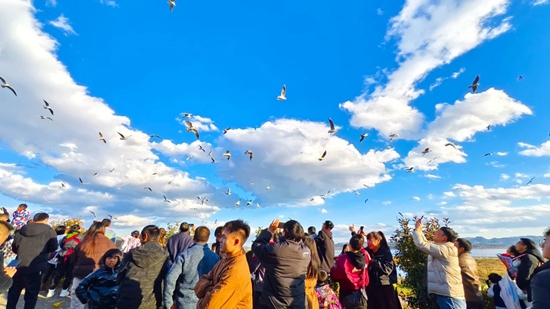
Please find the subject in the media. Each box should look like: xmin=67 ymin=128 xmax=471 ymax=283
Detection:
xmin=164 ymin=221 xmax=180 ymax=240
xmin=391 ymin=214 xmax=451 ymax=309
xmin=50 ymin=217 xmax=85 ymax=233
xmin=256 ymin=226 xmax=264 ymax=239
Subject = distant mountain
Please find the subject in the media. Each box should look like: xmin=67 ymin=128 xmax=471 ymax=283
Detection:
xmin=337 ymin=236 xmax=544 ymax=250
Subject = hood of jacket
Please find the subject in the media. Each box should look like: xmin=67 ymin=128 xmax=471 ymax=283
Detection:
xmin=131 ymin=241 xmax=167 ymax=268
xmin=346 ymin=251 xmax=366 ymax=270
xmin=18 ymin=223 xmax=53 ymax=237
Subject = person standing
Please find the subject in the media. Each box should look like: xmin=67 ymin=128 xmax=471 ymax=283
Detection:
xmin=531 ymin=228 xmax=550 ymax=308
xmin=70 ymin=222 xmax=116 ymax=309
xmin=11 ymin=204 xmax=30 ymax=230
xmin=195 ymin=220 xmax=252 ymax=308
xmin=166 ymin=222 xmax=194 ymax=266
xmin=7 ymin=213 xmax=58 ymax=309
xmin=455 ymin=238 xmax=484 ymax=309
xmin=308 ymin=227 xmax=317 ymax=239
xmin=315 ymin=220 xmax=335 ymax=273
xmin=365 ymin=231 xmax=401 ymax=309
xmin=515 ymin=237 xmax=544 ymax=308
xmin=164 ymin=226 xmax=220 ymax=309
xmin=117 ymin=225 xmax=169 ymax=309
xmin=412 ymin=217 xmax=465 ymax=309
xmin=252 ymin=219 xmax=310 ymax=308
xmin=303 ymin=237 xmax=320 ymax=309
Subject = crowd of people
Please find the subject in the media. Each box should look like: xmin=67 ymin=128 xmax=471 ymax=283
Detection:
xmin=0 ymin=204 xmax=548 ymax=309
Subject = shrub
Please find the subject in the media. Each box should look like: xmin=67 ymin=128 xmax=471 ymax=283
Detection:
xmin=50 ymin=217 xmax=85 ymax=233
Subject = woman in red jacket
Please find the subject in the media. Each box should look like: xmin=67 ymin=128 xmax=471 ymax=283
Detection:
xmin=330 ymin=234 xmax=370 ymax=309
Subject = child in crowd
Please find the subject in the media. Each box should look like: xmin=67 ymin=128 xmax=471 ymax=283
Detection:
xmin=120 ymin=230 xmax=141 ymax=254
xmin=315 ymin=270 xmax=341 ymax=309
xmin=487 ymin=272 xmax=526 ymax=309
xmin=12 ymin=203 xmax=30 ymax=229
xmin=75 ymin=248 xmax=122 ymax=309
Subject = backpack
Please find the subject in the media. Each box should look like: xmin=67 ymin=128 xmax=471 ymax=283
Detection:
xmin=62 ymin=234 xmax=81 ymax=263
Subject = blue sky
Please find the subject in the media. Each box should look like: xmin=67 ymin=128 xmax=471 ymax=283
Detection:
xmin=1 ymin=0 xmax=550 ymax=244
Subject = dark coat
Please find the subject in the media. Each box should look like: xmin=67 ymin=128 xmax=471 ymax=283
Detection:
xmin=315 ymin=229 xmax=335 ymax=273
xmin=166 ymin=232 xmax=194 ymax=266
xmin=117 ymin=241 xmax=169 ymax=309
xmin=516 ymin=249 xmax=545 ymax=301
xmin=0 ymin=252 xmax=13 ymax=293
xmin=12 ymin=223 xmax=58 ymax=274
xmin=366 ymin=247 xmax=397 ymax=286
xmin=531 ymin=262 xmax=550 ymax=309
xmin=75 ymin=266 xmax=119 ymax=309
xmin=71 ymin=235 xmax=116 ymax=279
xmin=252 ymin=229 xmax=310 ymax=309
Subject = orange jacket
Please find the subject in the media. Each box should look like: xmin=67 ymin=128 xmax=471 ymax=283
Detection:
xmin=195 ymin=249 xmax=252 ymax=309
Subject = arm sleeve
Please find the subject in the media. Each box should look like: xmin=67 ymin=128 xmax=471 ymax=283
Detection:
xmin=164 ymin=254 xmax=184 ymax=308
xmin=47 ymin=233 xmax=59 ymax=253
xmin=329 ymin=256 xmax=346 ymax=281
xmin=11 ymin=234 xmax=19 ymax=255
xmin=251 ymin=230 xmax=276 ymax=263
xmin=412 ymin=229 xmax=448 ymax=259
xmin=0 ymin=268 xmax=13 ymax=294
xmin=516 ymin=256 xmax=535 ymax=290
xmin=486 ymin=284 xmax=494 ymax=298
xmin=75 ymin=272 xmax=95 ymax=304
xmin=195 ymin=270 xmax=214 ymax=299
xmin=369 ymin=251 xmax=394 ymax=275
xmin=198 ymin=267 xmax=243 ymax=309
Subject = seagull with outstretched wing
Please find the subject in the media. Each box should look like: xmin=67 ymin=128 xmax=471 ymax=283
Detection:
xmin=43 ymin=100 xmax=54 ymax=116
xmin=468 ymin=75 xmax=480 ymax=93
xmin=277 ymin=84 xmax=286 ymax=100
xmin=0 ymin=76 xmax=17 ymax=96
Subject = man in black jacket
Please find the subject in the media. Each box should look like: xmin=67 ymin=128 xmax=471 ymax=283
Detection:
xmin=0 ymin=221 xmax=16 ymax=294
xmin=315 ymin=220 xmax=335 ymax=273
xmin=117 ymin=225 xmax=169 ymax=309
xmin=7 ymin=212 xmax=58 ymax=309
xmin=252 ymin=219 xmax=310 ymax=309
xmin=515 ymin=237 xmax=545 ymax=307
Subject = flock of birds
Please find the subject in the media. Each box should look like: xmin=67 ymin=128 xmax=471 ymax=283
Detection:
xmin=0 ymin=70 xmax=533 ymax=217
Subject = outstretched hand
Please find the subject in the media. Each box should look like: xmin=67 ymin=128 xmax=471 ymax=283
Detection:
xmin=415 ymin=216 xmax=423 ymax=231
xmin=349 ymin=224 xmax=355 ymax=232
xmin=268 ymin=219 xmax=280 ymax=234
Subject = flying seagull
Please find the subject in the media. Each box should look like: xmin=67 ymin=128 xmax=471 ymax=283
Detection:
xmin=168 ymin=0 xmax=175 ymax=11
xmin=486 ymin=125 xmax=491 ymax=131
xmin=318 ymin=150 xmax=327 ymax=161
xmin=389 ymin=134 xmax=399 ymax=142
xmin=163 ymin=195 xmax=171 ymax=203
xmin=235 ymin=199 xmax=241 ymax=206
xmin=223 ymin=150 xmax=231 ymax=160
xmin=118 ymin=132 xmax=131 ymax=140
xmin=277 ymin=84 xmax=286 ymax=100
xmin=406 ymin=167 xmax=414 ymax=173
xmin=186 ymin=155 xmax=192 ymax=160
xmin=526 ymin=177 xmax=535 ymax=185
xmin=0 ymin=76 xmax=17 ymax=96
xmin=149 ymin=134 xmax=162 ymax=139
xmin=207 ymin=150 xmax=213 ymax=157
xmin=144 ymin=187 xmax=152 ymax=191
xmin=98 ymin=132 xmax=106 ymax=144
xmin=40 ymin=116 xmax=53 ymax=121
xmin=518 ymin=75 xmax=523 ymax=81
xmin=359 ymin=133 xmax=368 ymax=143
xmin=468 ymin=75 xmax=480 ymax=93
xmin=223 ymin=128 xmax=231 ymax=134
xmin=328 ymin=118 xmax=337 ymax=134
xmin=421 ymin=148 xmax=431 ymax=156
xmin=198 ymin=145 xmax=205 ymax=152
xmin=354 ymin=190 xmax=360 ymax=195
xmin=93 ymin=172 xmax=98 ymax=176
xmin=266 ymin=184 xmax=271 ymax=190
xmin=89 ymin=211 xmax=96 ymax=219
xmin=211 ymin=157 xmax=217 ymax=164
xmin=427 ymin=157 xmax=439 ymax=164
xmin=79 ymin=178 xmax=89 ymax=185
xmin=109 ymin=168 xmax=115 ymax=173
xmin=244 ymin=150 xmax=254 ymax=160
xmin=246 ymin=200 xmax=252 ymax=206
xmin=60 ymin=183 xmax=66 ymax=188
xmin=482 ymin=152 xmax=493 ymax=157
xmin=185 ymin=121 xmax=200 ymax=139
xmin=364 ymin=199 xmax=369 ymax=203
xmin=183 ymin=113 xmax=192 ymax=118
xmin=43 ymin=100 xmax=54 ymax=116
xmin=225 ymin=188 xmax=231 ymax=196
xmin=108 ymin=214 xmax=118 ymax=220
xmin=445 ymin=142 xmax=457 ymax=150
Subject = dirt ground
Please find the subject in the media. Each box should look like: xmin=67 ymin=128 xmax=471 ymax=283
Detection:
xmin=0 ymin=288 xmax=72 ymax=309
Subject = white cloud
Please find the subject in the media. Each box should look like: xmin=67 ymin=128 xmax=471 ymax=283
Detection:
xmin=443 ymin=191 xmax=456 ymax=197
xmin=496 ymin=152 xmax=508 ymax=156
xmin=412 ymin=196 xmax=420 ymax=201
xmin=424 ymin=174 xmax=441 ymax=179
xmin=441 ymin=183 xmax=550 ymax=232
xmin=377 ymin=8 xmax=384 ymax=15
xmin=340 ymin=0 xmax=512 ymax=139
xmin=429 ymin=68 xmax=466 ymax=91
xmin=515 ymin=173 xmax=529 ymax=179
xmin=49 ymin=14 xmax=77 ymax=36
xmin=100 ymin=0 xmax=118 ymax=7
xmin=177 ymin=114 xmax=219 ymax=133
xmin=403 ymin=89 xmax=531 ymax=171
xmin=319 ymin=208 xmax=328 ymax=214
xmin=0 ymin=2 xmax=226 ymax=223
xmin=213 ymin=119 xmax=399 ymax=206
xmin=500 ymin=173 xmax=510 ymax=180
xmin=382 ymin=200 xmax=392 ymax=205
xmin=46 ymin=0 xmax=57 ymax=7
xmin=486 ymin=161 xmax=506 ymax=168
xmin=533 ymin=0 xmax=548 ymax=6
xmin=518 ymin=141 xmax=550 ymax=157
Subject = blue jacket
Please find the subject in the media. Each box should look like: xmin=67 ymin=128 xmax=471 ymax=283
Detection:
xmin=166 ymin=232 xmax=194 ymax=267
xmin=163 ymin=243 xmax=220 ymax=309
xmin=75 ymin=266 xmax=119 ymax=309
